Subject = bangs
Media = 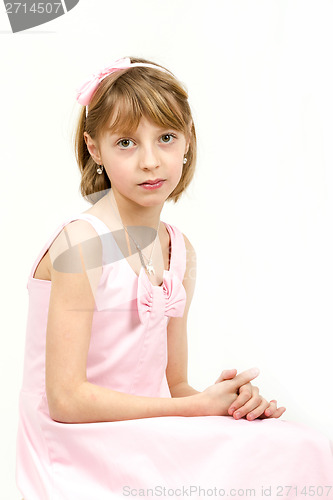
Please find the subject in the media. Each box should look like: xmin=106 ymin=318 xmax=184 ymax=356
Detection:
xmin=103 ymin=75 xmax=187 ymax=136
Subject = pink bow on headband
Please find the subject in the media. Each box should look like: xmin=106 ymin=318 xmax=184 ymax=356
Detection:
xmin=76 ymin=57 xmax=170 ymax=108
xmin=76 ymin=57 xmax=133 ymax=106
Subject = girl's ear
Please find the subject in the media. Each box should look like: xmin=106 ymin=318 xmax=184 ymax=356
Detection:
xmin=84 ymin=132 xmax=102 ymax=164
xmin=185 ymin=121 xmax=193 ymax=154
xmin=185 ymin=136 xmax=191 ymax=155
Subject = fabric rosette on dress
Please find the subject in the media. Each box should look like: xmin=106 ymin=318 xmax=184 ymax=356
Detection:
xmin=137 ymin=266 xmax=186 ymax=324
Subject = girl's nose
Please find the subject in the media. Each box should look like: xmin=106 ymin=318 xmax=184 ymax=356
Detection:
xmin=139 ymin=145 xmax=160 ymax=170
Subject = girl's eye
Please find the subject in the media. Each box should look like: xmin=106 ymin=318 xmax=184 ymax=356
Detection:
xmin=117 ymin=139 xmax=134 ymax=149
xmin=160 ymin=134 xmax=176 ymax=143
xmin=116 ymin=134 xmax=176 ymax=148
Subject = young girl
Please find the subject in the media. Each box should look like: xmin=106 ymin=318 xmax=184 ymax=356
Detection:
xmin=16 ymin=56 xmax=333 ymax=500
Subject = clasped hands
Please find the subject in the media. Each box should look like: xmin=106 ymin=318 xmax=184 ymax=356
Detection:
xmin=205 ymin=367 xmax=286 ymax=421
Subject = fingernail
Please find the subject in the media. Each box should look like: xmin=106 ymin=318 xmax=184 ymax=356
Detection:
xmin=228 ymin=407 xmax=235 ymax=415
xmin=247 ymin=413 xmax=254 ymax=420
xmin=234 ymin=412 xmax=241 ymax=419
xmin=250 ymin=367 xmax=260 ymax=377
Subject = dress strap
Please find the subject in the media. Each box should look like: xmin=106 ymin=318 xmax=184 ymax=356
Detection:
xmin=28 ymin=213 xmax=112 ymax=283
xmin=163 ymin=222 xmax=187 ymax=283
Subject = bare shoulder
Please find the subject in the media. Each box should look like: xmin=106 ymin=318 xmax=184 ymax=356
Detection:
xmin=182 ymin=232 xmax=197 ymax=271
xmin=48 ymin=218 xmax=103 ymax=278
xmin=34 ymin=218 xmax=102 ymax=281
xmin=182 ymin=232 xmax=196 ymax=254
xmin=47 ymin=218 xmax=103 ymax=323
xmin=181 ymin=232 xmax=196 ymax=289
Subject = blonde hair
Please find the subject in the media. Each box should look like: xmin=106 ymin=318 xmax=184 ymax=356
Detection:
xmin=74 ymin=56 xmax=197 ymax=204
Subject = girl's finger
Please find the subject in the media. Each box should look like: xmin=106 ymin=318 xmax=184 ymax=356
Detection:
xmin=264 ymin=400 xmax=278 ymax=417
xmin=264 ymin=401 xmax=286 ymax=419
xmin=214 ymin=368 xmax=237 ymax=384
xmin=228 ymin=384 xmax=257 ymax=416
xmin=258 ymin=403 xmax=286 ymax=420
xmin=272 ymin=407 xmax=286 ymax=418
xmin=233 ymin=392 xmax=265 ymax=420
xmin=246 ymin=399 xmax=271 ymax=421
xmin=231 ymin=367 xmax=260 ymax=390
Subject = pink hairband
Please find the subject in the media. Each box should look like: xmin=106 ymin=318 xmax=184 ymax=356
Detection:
xmin=76 ymin=57 xmax=171 ymax=117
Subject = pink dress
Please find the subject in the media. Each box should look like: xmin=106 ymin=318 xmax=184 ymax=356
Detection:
xmin=16 ymin=213 xmax=333 ymax=500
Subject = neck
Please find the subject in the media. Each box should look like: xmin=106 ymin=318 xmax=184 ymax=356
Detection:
xmin=107 ymin=188 xmax=163 ymax=229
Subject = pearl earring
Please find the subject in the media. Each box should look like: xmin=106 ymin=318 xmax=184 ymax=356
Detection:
xmin=96 ymin=165 xmax=104 ymax=175
xmin=183 ymin=156 xmax=188 ymax=165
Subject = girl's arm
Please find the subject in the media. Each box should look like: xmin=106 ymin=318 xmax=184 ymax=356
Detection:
xmin=166 ymin=233 xmax=200 ymax=398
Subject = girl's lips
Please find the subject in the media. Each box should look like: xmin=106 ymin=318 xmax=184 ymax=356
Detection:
xmin=139 ymin=178 xmax=165 ymax=185
xmin=139 ymin=180 xmax=165 ymax=190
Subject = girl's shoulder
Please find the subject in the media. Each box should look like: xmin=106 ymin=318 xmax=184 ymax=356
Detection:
xmin=181 ymin=231 xmax=195 ymax=254
xmin=50 ymin=215 xmax=103 ymax=271
xmin=181 ymin=231 xmax=196 ymax=278
xmin=32 ymin=213 xmax=103 ymax=283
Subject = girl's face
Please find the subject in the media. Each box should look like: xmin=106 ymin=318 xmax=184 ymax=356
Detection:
xmin=84 ymin=116 xmax=190 ymax=209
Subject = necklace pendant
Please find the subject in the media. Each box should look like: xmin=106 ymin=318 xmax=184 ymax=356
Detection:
xmin=145 ymin=262 xmax=155 ymax=275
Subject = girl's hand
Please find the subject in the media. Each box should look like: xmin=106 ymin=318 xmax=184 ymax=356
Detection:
xmin=198 ymin=368 xmax=261 ymax=417
xmin=215 ymin=369 xmax=286 ymax=421
xmin=228 ymin=384 xmax=286 ymax=421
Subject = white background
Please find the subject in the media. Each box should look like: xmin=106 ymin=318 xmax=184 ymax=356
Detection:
xmin=1 ymin=0 xmax=333 ymax=498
